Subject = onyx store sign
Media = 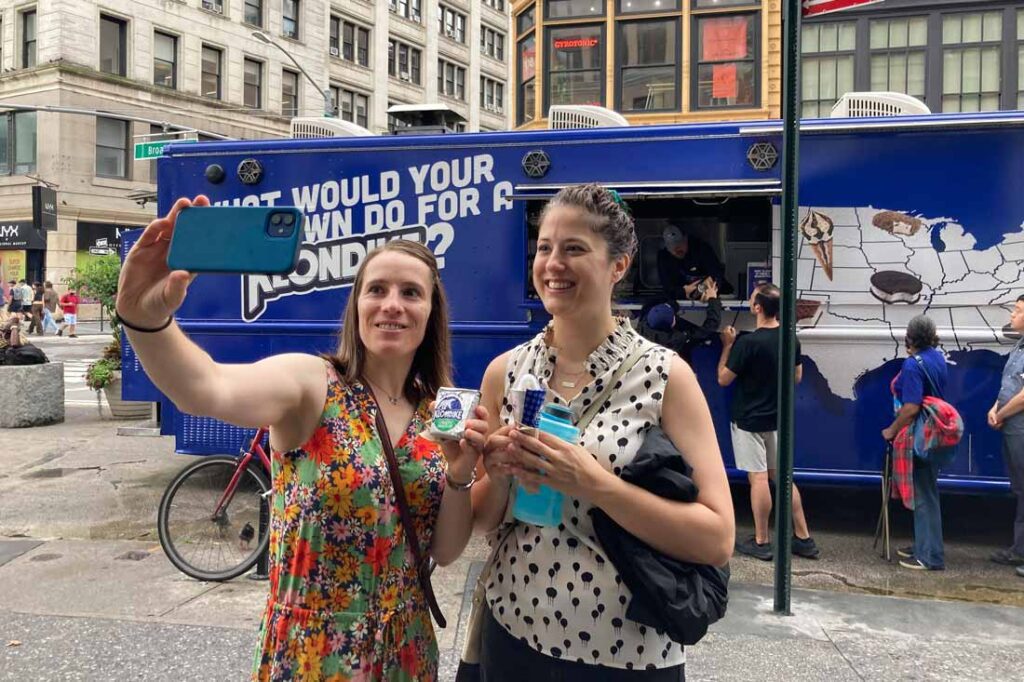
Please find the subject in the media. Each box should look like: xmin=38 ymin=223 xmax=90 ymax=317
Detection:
xmin=0 ymin=221 xmax=47 ymax=250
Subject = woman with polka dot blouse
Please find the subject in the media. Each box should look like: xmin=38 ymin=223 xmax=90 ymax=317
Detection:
xmin=469 ymin=184 xmax=735 ymax=680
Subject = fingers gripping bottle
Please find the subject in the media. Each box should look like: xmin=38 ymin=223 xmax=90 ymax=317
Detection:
xmin=511 ymin=403 xmax=577 ymax=527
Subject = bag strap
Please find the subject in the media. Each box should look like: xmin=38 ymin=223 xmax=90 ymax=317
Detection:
xmin=912 ymin=354 xmax=943 ymax=400
xmin=575 ymin=339 xmax=651 ymax=432
xmin=371 ymin=399 xmax=447 ymax=628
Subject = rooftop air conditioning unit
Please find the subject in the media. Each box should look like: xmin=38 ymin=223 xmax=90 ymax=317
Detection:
xmin=548 ymin=105 xmax=629 ymax=130
xmin=329 ymin=47 xmax=339 ymax=57
xmin=830 ymin=91 xmax=931 ymax=118
xmin=290 ymin=117 xmax=375 ymax=139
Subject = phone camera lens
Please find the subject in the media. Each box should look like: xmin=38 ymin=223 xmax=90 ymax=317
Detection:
xmin=271 ymin=213 xmax=283 ymax=225
xmin=282 ymin=213 xmax=295 ymax=226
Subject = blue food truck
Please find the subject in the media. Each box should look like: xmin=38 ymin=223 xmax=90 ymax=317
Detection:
xmin=127 ymin=110 xmax=1024 ymax=492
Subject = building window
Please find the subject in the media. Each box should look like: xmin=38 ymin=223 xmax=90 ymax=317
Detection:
xmin=388 ymin=39 xmax=422 ymax=84
xmin=282 ymin=0 xmax=300 ymax=40
xmin=870 ymin=17 xmax=926 ymax=102
xmin=21 ymin=9 xmax=37 ymax=68
xmin=439 ymin=5 xmax=467 ymax=44
xmin=518 ymin=34 xmax=536 ymax=125
xmin=546 ymin=0 xmax=604 ymax=20
xmin=201 ymin=45 xmax=223 ymax=99
xmin=153 ymin=32 xmax=178 ymax=89
xmin=99 ymin=14 xmax=127 ymax=76
xmin=693 ymin=12 xmax=759 ymax=109
xmin=332 ymin=86 xmax=369 ymax=127
xmin=244 ymin=58 xmax=263 ymax=108
xmin=1018 ymin=10 xmax=1024 ymax=109
xmin=484 ymin=0 xmax=505 ymax=12
xmin=96 ymin=117 xmax=129 ymax=179
xmin=244 ymin=0 xmax=264 ymax=28
xmin=481 ymin=77 xmax=505 ymax=114
xmin=618 ymin=18 xmax=678 ymax=112
xmin=438 ymin=59 xmax=466 ymax=100
xmin=618 ymin=0 xmax=680 ymax=13
xmin=390 ymin=0 xmax=422 ymax=24
xmin=482 ymin=27 xmax=506 ymax=61
xmin=547 ymin=25 xmax=605 ymax=109
xmin=942 ymin=11 xmax=1002 ymax=112
xmin=331 ymin=16 xmax=370 ymax=66
xmin=517 ymin=7 xmax=535 ymax=35
xmin=0 ymin=112 xmax=37 ymax=175
xmin=282 ymin=69 xmax=299 ymax=117
xmin=201 ymin=0 xmax=224 ymax=14
xmin=801 ymin=22 xmax=855 ymax=117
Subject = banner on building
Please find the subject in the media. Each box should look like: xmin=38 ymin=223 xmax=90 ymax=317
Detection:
xmin=32 ymin=186 xmax=58 ymax=231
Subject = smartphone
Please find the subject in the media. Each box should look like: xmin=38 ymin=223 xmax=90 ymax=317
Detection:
xmin=167 ymin=206 xmax=304 ymax=274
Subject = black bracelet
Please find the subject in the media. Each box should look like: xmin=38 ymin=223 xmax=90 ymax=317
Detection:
xmin=116 ymin=310 xmax=174 ymax=333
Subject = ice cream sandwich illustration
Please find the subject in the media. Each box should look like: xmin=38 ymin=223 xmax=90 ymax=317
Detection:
xmin=800 ymin=210 xmax=834 ymax=281
xmin=872 ymin=210 xmax=923 ymax=237
xmin=796 ymin=298 xmax=823 ymax=327
xmin=870 ymin=271 xmax=922 ymax=304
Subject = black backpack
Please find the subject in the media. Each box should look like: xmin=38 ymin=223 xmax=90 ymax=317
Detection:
xmin=0 ymin=343 xmax=48 ymax=366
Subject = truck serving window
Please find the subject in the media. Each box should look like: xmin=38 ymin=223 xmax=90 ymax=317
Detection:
xmin=524 ymin=196 xmax=772 ymax=304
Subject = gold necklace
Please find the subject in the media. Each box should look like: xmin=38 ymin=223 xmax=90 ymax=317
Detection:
xmin=366 ymin=378 xmax=402 ymax=406
xmin=555 ymin=361 xmax=589 ymax=389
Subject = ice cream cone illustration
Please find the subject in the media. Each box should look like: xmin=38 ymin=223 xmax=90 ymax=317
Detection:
xmin=800 ymin=209 xmax=835 ymax=281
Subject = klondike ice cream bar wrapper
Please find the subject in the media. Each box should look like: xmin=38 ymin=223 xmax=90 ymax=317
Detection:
xmin=429 ymin=387 xmax=481 ymax=441
xmin=510 ymin=374 xmax=546 ymax=435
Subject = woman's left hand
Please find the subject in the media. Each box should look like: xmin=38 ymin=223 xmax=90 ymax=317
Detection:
xmin=438 ymin=405 xmax=489 ymax=484
xmin=506 ymin=428 xmax=612 ymax=502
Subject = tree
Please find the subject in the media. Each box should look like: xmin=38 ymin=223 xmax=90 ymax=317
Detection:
xmin=65 ymin=255 xmax=123 ymax=389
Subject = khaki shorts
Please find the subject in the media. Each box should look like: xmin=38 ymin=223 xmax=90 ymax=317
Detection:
xmin=731 ymin=423 xmax=777 ymax=473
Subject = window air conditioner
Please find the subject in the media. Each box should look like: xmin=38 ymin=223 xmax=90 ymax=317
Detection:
xmin=445 ymin=28 xmax=456 ymax=38
xmin=329 ymin=47 xmax=339 ymax=57
xmin=399 ymin=71 xmax=410 ymax=81
xmin=201 ymin=0 xmax=222 ymax=13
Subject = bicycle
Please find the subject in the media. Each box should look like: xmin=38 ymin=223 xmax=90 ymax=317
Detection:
xmin=157 ymin=428 xmax=273 ymax=581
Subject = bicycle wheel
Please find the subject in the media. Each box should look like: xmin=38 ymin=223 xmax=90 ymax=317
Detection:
xmin=157 ymin=455 xmax=272 ymax=582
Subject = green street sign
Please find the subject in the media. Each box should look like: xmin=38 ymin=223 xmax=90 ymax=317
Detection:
xmin=134 ymin=138 xmax=195 ymax=160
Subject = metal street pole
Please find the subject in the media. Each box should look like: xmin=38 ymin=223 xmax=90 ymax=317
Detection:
xmin=774 ymin=0 xmax=802 ymax=615
xmin=251 ymin=31 xmax=333 ymax=117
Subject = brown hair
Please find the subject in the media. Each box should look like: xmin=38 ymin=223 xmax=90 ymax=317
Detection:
xmin=324 ymin=240 xmax=452 ymax=404
xmin=539 ymin=183 xmax=637 ymax=261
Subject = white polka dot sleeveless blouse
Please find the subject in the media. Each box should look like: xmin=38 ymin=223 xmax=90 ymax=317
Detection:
xmin=485 ymin=318 xmax=683 ymax=670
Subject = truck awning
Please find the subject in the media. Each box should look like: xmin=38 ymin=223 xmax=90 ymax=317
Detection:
xmin=510 ymin=179 xmax=781 ymax=200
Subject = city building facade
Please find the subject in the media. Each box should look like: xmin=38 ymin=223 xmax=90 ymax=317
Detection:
xmin=0 ymin=0 xmax=512 ymax=291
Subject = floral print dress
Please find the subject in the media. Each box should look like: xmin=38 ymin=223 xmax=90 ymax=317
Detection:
xmin=253 ymin=363 xmax=446 ymax=681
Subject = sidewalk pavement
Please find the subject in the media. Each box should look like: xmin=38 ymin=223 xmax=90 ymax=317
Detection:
xmin=2 ymin=536 xmax=1023 ymax=680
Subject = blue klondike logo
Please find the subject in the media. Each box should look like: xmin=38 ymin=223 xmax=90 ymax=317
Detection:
xmin=434 ymin=395 xmax=464 ymax=433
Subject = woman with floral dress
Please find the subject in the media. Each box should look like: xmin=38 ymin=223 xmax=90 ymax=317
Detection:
xmin=116 ymin=196 xmax=487 ymax=680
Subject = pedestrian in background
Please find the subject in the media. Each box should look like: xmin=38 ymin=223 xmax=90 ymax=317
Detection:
xmin=59 ymin=288 xmax=79 ymax=338
xmin=718 ymin=284 xmax=819 ymax=562
xmin=42 ymin=281 xmax=60 ymax=335
xmin=8 ymin=279 xmax=23 ymax=313
xmin=117 ymin=195 xmax=488 ymax=680
xmin=882 ymin=314 xmax=949 ymax=571
xmin=470 ymin=184 xmax=734 ymax=680
xmin=987 ymin=295 xmax=1024 ymax=578
xmin=27 ymin=282 xmax=44 ymax=336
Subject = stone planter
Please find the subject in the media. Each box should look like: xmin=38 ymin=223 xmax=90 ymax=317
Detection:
xmin=101 ymin=372 xmax=152 ymax=420
xmin=0 ymin=362 xmax=64 ymax=428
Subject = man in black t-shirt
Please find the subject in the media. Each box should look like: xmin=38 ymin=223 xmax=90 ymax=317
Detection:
xmin=717 ymin=284 xmax=819 ymax=561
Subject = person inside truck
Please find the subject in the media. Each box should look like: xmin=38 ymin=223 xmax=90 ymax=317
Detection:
xmin=468 ymin=184 xmax=734 ymax=680
xmin=637 ymin=278 xmax=722 ymax=367
xmin=657 ymin=223 xmax=734 ymax=301
xmin=116 ymin=196 xmax=488 ymax=681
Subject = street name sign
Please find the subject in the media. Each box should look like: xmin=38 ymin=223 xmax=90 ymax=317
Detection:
xmin=802 ymin=0 xmax=883 ymax=17
xmin=134 ymin=138 xmax=196 ymax=161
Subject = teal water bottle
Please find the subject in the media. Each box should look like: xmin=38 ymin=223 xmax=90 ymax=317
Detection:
xmin=512 ymin=403 xmax=576 ymax=527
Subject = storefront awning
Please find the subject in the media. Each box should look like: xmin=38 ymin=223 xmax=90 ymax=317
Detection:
xmin=510 ymin=179 xmax=781 ymax=201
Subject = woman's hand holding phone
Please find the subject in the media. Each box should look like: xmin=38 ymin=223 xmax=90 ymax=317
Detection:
xmin=116 ymin=195 xmax=209 ymax=328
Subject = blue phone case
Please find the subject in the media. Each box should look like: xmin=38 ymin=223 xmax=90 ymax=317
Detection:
xmin=167 ymin=206 xmax=304 ymax=274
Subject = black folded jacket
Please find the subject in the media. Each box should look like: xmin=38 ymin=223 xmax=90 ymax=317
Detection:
xmin=590 ymin=426 xmax=729 ymax=646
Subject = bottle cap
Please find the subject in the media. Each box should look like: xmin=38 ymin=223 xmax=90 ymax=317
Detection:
xmin=541 ymin=403 xmax=575 ymax=423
